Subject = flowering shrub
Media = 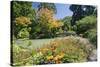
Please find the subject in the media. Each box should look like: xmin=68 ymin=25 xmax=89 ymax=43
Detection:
xmin=32 ymin=36 xmax=94 ymax=64
xmin=12 ymin=36 xmax=94 ymax=65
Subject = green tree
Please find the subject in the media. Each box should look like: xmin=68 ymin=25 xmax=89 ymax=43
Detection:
xmin=62 ymin=16 xmax=72 ymax=31
xmin=74 ymin=16 xmax=97 ymax=34
xmin=11 ymin=1 xmax=36 ymax=20
xmin=69 ymin=5 xmax=97 ymax=26
xmin=84 ymin=28 xmax=97 ymax=47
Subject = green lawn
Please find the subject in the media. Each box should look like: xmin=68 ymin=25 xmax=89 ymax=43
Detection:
xmin=14 ymin=36 xmax=91 ymax=49
xmin=15 ymin=37 xmax=67 ymax=49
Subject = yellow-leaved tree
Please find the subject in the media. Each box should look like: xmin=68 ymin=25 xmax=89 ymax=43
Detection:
xmin=37 ymin=8 xmax=64 ymax=36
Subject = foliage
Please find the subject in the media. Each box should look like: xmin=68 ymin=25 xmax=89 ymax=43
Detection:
xmin=12 ymin=43 xmax=33 ymax=66
xmin=29 ymin=2 xmax=57 ymax=39
xmin=73 ymin=16 xmax=97 ymax=34
xmin=38 ymin=3 xmax=57 ymax=14
xmin=84 ymin=28 xmax=97 ymax=47
xmin=15 ymin=16 xmax=31 ymax=27
xmin=72 ymin=15 xmax=97 ymax=47
xmin=11 ymin=1 xmax=97 ymax=66
xmin=38 ymin=8 xmax=63 ymax=29
xmin=12 ymin=1 xmax=36 ymax=39
xmin=36 ymin=8 xmax=63 ymax=38
xmin=12 ymin=36 xmax=94 ymax=65
xmin=33 ymin=36 xmax=93 ymax=64
xmin=11 ymin=1 xmax=36 ymax=20
xmin=70 ymin=5 xmax=97 ymax=26
xmin=14 ymin=16 xmax=31 ymax=38
xmin=62 ymin=16 xmax=72 ymax=31
xmin=17 ymin=28 xmax=30 ymax=38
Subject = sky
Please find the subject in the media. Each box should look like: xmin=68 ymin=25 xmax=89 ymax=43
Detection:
xmin=32 ymin=2 xmax=73 ymax=20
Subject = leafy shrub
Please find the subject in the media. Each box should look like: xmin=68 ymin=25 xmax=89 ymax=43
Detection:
xmin=74 ymin=16 xmax=97 ymax=34
xmin=84 ymin=28 xmax=97 ymax=47
xmin=18 ymin=28 xmax=29 ymax=38
xmin=73 ymin=16 xmax=97 ymax=47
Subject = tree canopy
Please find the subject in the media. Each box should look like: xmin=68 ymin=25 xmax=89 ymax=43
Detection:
xmin=38 ymin=3 xmax=57 ymax=14
xmin=70 ymin=5 xmax=97 ymax=26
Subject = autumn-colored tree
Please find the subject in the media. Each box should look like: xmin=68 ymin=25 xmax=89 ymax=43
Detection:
xmin=37 ymin=8 xmax=63 ymax=38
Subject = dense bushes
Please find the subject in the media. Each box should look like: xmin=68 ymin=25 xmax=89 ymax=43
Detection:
xmin=84 ymin=28 xmax=97 ymax=47
xmin=73 ymin=16 xmax=97 ymax=34
xmin=72 ymin=16 xmax=97 ymax=46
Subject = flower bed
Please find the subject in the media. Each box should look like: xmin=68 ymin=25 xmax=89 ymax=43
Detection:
xmin=12 ymin=36 xmax=94 ymax=66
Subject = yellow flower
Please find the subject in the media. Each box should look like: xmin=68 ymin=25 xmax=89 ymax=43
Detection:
xmin=54 ymin=53 xmax=65 ymax=60
xmin=46 ymin=56 xmax=53 ymax=60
